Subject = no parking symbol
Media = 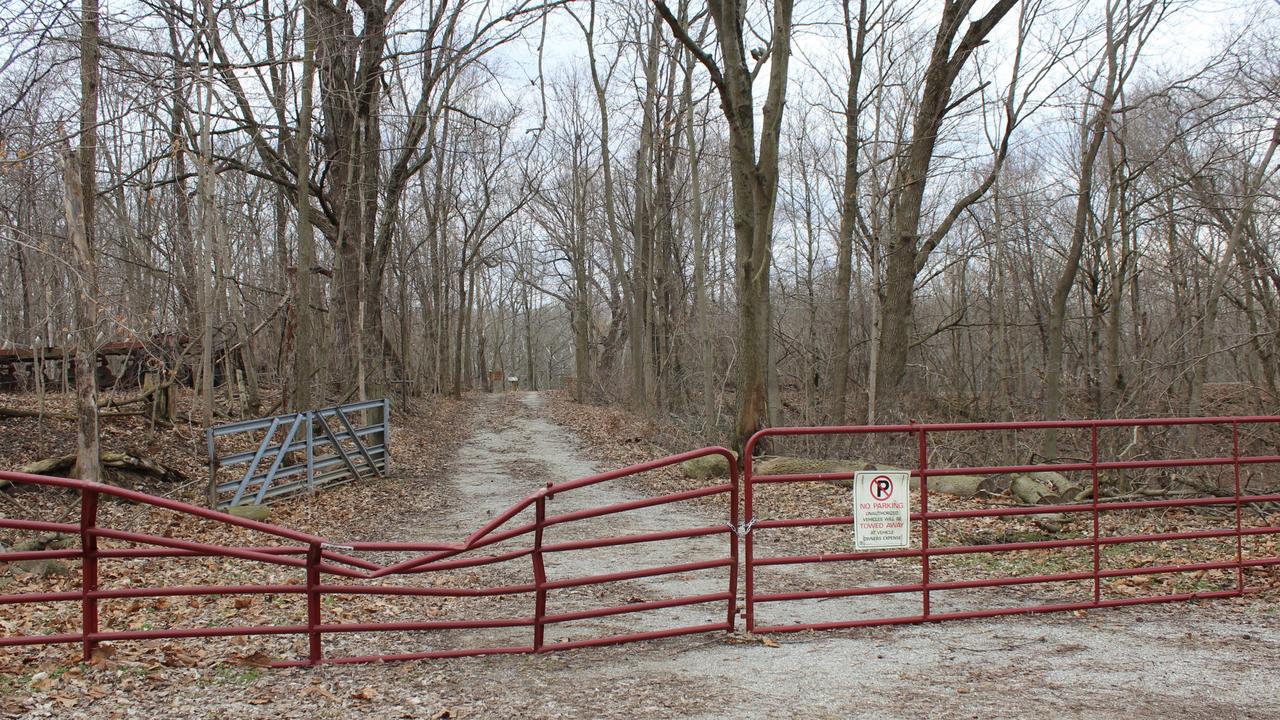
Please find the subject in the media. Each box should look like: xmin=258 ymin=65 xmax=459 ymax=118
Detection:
xmin=868 ymin=475 xmax=894 ymax=501
xmin=853 ymin=470 xmax=911 ymax=550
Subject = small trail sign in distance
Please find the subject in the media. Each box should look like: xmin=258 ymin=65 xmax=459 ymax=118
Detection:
xmin=853 ymin=470 xmax=911 ymax=550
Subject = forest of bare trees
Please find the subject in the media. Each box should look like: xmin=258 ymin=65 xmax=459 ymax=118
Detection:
xmin=0 ymin=0 xmax=1277 ymax=463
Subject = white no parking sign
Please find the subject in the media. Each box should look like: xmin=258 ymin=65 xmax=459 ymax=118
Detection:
xmin=853 ymin=470 xmax=911 ymax=550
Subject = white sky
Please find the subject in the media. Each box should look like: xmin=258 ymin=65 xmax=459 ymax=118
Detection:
xmin=496 ymin=0 xmax=1276 ymax=114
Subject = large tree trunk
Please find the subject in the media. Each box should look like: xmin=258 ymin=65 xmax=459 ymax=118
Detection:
xmin=579 ymin=5 xmax=642 ymax=410
xmin=1041 ymin=3 xmax=1137 ymax=459
xmin=291 ymin=0 xmax=318 ymax=412
xmin=630 ymin=10 xmax=663 ymax=411
xmin=1184 ymin=118 xmax=1280 ymax=433
xmin=682 ymin=52 xmax=714 ymax=427
xmin=660 ymin=0 xmax=794 ymax=453
xmin=197 ymin=0 xmax=218 ymax=432
xmin=163 ymin=9 xmax=198 ymax=331
xmin=316 ymin=1 xmax=387 ymax=400
xmin=70 ymin=0 xmax=101 ymax=483
xmin=64 ymin=158 xmax=100 ymax=482
xmin=872 ymin=0 xmax=1019 ymax=416
xmin=829 ymin=0 xmax=869 ymax=425
xmin=571 ymin=168 xmax=592 ymax=403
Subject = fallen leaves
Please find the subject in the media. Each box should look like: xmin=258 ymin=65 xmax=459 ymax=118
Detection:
xmin=234 ymin=650 xmax=272 ymax=668
xmin=89 ymin=644 xmax=116 ymax=666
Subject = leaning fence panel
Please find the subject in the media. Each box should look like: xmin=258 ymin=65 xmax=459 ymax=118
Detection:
xmin=207 ymin=398 xmax=391 ymax=509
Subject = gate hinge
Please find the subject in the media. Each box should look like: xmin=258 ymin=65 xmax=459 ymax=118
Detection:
xmin=727 ymin=518 xmax=756 ymax=539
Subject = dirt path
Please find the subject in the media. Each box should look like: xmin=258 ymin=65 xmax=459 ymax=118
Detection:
xmin=36 ymin=392 xmax=1280 ymax=719
xmin=404 ymin=391 xmax=732 ymax=645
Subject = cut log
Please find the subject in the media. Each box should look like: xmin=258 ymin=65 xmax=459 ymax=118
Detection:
xmin=1033 ymin=512 xmax=1070 ymax=534
xmin=1009 ymin=471 xmax=1083 ymax=505
xmin=17 ymin=454 xmax=77 ymax=475
xmin=923 ymin=475 xmax=986 ymax=497
xmin=1 ymin=534 xmax=76 ymax=577
xmin=9 ymin=450 xmax=186 ymax=485
xmin=98 ymin=378 xmax=176 ymax=409
xmin=11 ymin=535 xmax=77 ymax=552
xmin=100 ymin=450 xmax=186 ymax=482
xmin=754 ymin=457 xmax=872 ymax=488
xmin=680 ymin=452 xmax=738 ymax=480
xmin=0 ymin=408 xmax=146 ymax=420
xmin=1010 ymin=474 xmax=1054 ymax=504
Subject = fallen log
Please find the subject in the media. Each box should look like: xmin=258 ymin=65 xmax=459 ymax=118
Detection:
xmin=0 ymin=408 xmax=148 ymax=420
xmin=3 ymin=450 xmax=187 ymax=487
xmin=98 ymin=379 xmax=176 ymax=409
xmin=0 ymin=534 xmax=77 ymax=576
xmin=1008 ymin=471 xmax=1086 ymax=505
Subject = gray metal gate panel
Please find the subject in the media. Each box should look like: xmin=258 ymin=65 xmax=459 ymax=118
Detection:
xmin=207 ymin=398 xmax=391 ymax=508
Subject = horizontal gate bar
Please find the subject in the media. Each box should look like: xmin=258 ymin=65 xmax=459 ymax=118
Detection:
xmin=750 ymin=526 xmax=1280 ymax=566
xmin=750 ymin=589 xmax=1250 ymax=635
xmin=216 ymin=427 xmax=386 ymax=469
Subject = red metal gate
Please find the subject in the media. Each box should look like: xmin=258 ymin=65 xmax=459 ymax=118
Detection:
xmin=5 ymin=415 xmax=1280 ymax=666
xmin=742 ymin=416 xmax=1280 ymax=634
xmin=0 ymin=447 xmax=738 ymax=666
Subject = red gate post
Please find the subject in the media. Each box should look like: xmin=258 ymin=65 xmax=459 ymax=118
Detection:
xmin=1091 ymin=425 xmax=1101 ymax=606
xmin=743 ymin=451 xmax=756 ymax=632
xmin=917 ymin=426 xmax=931 ymax=620
xmin=80 ymin=488 xmax=99 ymax=661
xmin=306 ymin=543 xmax=323 ymax=665
xmin=532 ymin=494 xmax=548 ymax=651
xmin=727 ymin=456 xmax=740 ymax=629
xmin=1233 ymin=421 xmax=1244 ymax=595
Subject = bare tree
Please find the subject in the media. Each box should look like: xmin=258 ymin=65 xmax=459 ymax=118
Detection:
xmin=654 ymin=0 xmax=794 ymax=451
xmin=71 ymin=0 xmax=101 ymax=482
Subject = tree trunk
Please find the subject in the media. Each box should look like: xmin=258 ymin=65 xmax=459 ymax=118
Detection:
xmin=655 ymin=0 xmax=794 ymax=452
xmin=197 ymin=0 xmax=217 ymax=432
xmin=1042 ymin=7 xmax=1128 ymax=460
xmin=873 ymin=0 xmax=1019 ymax=413
xmin=71 ymin=0 xmax=101 ymax=482
xmin=829 ymin=0 xmax=869 ymax=425
xmin=573 ymin=5 xmax=640 ymax=407
xmin=291 ymin=0 xmax=318 ymax=412
xmin=683 ymin=54 xmax=714 ymax=427
xmin=1185 ymin=118 xmax=1280 ymax=434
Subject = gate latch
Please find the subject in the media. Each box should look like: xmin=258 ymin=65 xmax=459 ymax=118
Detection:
xmin=727 ymin=518 xmax=756 ymax=539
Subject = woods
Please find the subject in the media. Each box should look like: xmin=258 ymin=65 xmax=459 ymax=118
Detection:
xmin=0 ymin=0 xmax=1276 ymax=461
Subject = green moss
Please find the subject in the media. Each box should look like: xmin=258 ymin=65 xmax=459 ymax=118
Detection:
xmin=680 ymin=452 xmax=737 ymax=480
xmin=226 ymin=505 xmax=272 ymax=522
